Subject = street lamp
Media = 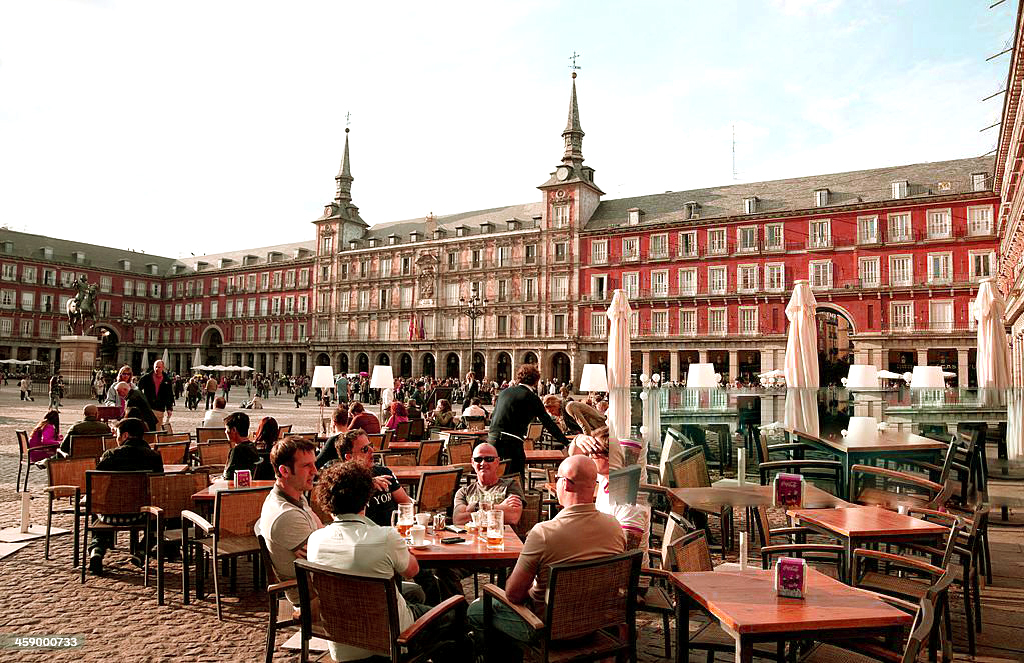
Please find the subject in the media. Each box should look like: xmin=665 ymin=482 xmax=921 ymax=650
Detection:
xmin=458 ymin=284 xmax=487 ymax=377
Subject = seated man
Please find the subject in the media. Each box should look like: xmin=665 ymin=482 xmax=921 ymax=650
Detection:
xmin=222 ymin=411 xmax=274 ymax=480
xmin=88 ymin=417 xmax=164 ymax=575
xmin=453 ymin=443 xmax=524 ymax=526
xmin=203 ymin=397 xmax=228 ymax=427
xmin=60 ymin=404 xmax=114 ymax=456
xmin=314 ymin=404 xmax=350 ymax=469
xmin=308 ymin=460 xmax=437 ymax=663
xmin=461 ymin=398 xmax=487 ymax=420
xmin=467 ymin=455 xmax=624 ymax=646
xmin=258 ymin=436 xmax=322 ymax=609
xmin=335 ymin=428 xmax=413 ymax=526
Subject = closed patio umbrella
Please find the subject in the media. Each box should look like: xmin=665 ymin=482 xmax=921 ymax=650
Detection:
xmin=974 ymin=278 xmax=1011 ymax=390
xmin=783 ymin=280 xmax=819 ymax=436
xmin=140 ymin=348 xmax=149 ymax=373
xmin=161 ymin=348 xmax=169 ymax=370
xmin=606 ymin=289 xmax=633 ymax=470
xmin=192 ymin=347 xmax=201 ymax=369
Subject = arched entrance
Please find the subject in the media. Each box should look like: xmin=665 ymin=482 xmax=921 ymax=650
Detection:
xmin=357 ymin=353 xmax=369 ymax=374
xmin=376 ymin=353 xmax=390 ymax=366
xmin=399 ymin=353 xmax=412 ymax=378
xmin=316 ymin=353 xmax=330 ymax=366
xmin=472 ymin=352 xmax=485 ymax=378
xmin=337 ymin=353 xmax=349 ymax=374
xmin=522 ymin=351 xmax=538 ymax=366
xmin=98 ymin=326 xmax=119 ymax=368
xmin=815 ymin=306 xmax=854 ymax=387
xmin=422 ymin=353 xmax=436 ymax=377
xmin=495 ymin=352 xmax=512 ymax=383
xmin=200 ymin=327 xmax=224 ymax=366
xmin=550 ymin=352 xmax=571 ymax=386
xmin=445 ymin=353 xmax=460 ymax=379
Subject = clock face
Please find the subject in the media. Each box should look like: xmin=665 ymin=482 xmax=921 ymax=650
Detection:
xmin=556 ymin=166 xmax=569 ymax=181
xmin=323 ymin=206 xmax=333 ymax=216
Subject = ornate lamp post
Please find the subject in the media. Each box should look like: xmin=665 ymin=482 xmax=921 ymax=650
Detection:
xmin=119 ymin=313 xmax=140 ymax=366
xmin=458 ymin=284 xmax=487 ymax=376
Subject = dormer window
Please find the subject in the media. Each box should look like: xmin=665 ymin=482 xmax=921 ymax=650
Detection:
xmin=972 ymin=172 xmax=988 ymax=192
xmin=219 ymin=258 xmax=234 ymax=268
xmin=119 ymin=259 xmax=131 ymax=271
xmin=456 ymin=226 xmax=468 ymax=237
xmin=891 ymin=180 xmax=908 ymax=200
xmin=480 ymin=222 xmax=494 ymax=234
xmin=267 ymin=251 xmax=282 ymax=263
xmin=409 ymin=231 xmax=420 ymax=242
xmin=685 ymin=202 xmax=700 ymax=219
xmin=814 ymin=189 xmax=829 ymax=207
xmin=244 ymin=254 xmax=258 ymax=265
xmin=627 ymin=208 xmax=641 ymax=226
xmin=2 ymin=242 xmax=12 ymax=254
xmin=196 ymin=261 xmax=208 ymax=271
xmin=433 ymin=228 xmax=447 ymax=240
xmin=743 ymin=197 xmax=758 ymax=214
xmin=72 ymin=250 xmax=85 ymax=264
xmin=368 ymin=238 xmax=379 ymax=248
xmin=148 ymin=263 xmax=159 ymax=275
xmin=506 ymin=219 xmax=520 ymax=231
xmin=349 ymin=240 xmax=359 ymax=250
xmin=42 ymin=246 xmax=55 ymax=260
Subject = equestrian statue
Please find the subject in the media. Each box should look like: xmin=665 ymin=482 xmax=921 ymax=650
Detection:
xmin=66 ymin=275 xmax=98 ymax=335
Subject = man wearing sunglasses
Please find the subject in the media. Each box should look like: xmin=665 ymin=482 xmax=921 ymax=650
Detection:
xmin=335 ymin=428 xmax=413 ymax=527
xmin=452 ymin=443 xmax=524 ymax=526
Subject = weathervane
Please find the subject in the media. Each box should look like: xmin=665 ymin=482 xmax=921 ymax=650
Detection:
xmin=569 ymin=51 xmax=581 ymax=77
xmin=345 ymin=111 xmax=351 ymax=130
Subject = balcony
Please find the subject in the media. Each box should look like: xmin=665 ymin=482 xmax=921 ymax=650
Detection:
xmin=807 ymin=237 xmax=833 ymax=250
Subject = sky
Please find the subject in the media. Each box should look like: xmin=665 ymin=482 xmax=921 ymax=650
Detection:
xmin=0 ymin=0 xmax=1015 ymax=258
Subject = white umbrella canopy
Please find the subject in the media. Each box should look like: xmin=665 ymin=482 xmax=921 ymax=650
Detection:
xmin=606 ymin=289 xmax=633 ymax=470
xmin=192 ymin=347 xmax=202 ymax=368
xmin=974 ymin=278 xmax=1011 ymax=390
xmin=140 ymin=349 xmax=149 ymax=373
xmin=783 ymin=280 xmax=819 ymax=388
xmin=785 ymin=388 xmax=820 ymax=438
xmin=161 ymin=348 xmax=169 ymax=368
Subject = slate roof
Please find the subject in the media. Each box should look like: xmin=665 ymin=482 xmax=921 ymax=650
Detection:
xmin=175 ymin=239 xmax=316 ymax=272
xmin=0 ymin=228 xmax=180 ymax=276
xmin=362 ymin=202 xmax=544 ymax=241
xmin=584 ymin=156 xmax=995 ymax=230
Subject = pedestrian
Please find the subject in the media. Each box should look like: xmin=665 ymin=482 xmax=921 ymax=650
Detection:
xmin=20 ymin=374 xmax=33 ymax=401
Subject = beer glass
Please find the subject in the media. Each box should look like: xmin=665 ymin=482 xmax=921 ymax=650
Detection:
xmin=468 ymin=509 xmax=485 ymax=538
xmin=391 ymin=503 xmax=415 ymax=540
xmin=485 ymin=509 xmax=504 ymax=550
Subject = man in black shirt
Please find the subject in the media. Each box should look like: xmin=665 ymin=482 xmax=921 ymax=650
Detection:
xmin=488 ymin=363 xmax=569 ymax=477
xmin=88 ymin=417 xmax=164 ymax=575
xmin=335 ymin=428 xmax=413 ymax=526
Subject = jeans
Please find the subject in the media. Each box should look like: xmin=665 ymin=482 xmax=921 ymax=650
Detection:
xmin=467 ymin=596 xmax=535 ymax=644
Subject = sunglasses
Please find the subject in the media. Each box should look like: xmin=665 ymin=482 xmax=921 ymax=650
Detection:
xmin=473 ymin=456 xmax=498 ymax=464
xmin=555 ymin=474 xmax=575 ymax=485
xmin=359 ymin=444 xmax=373 ymax=454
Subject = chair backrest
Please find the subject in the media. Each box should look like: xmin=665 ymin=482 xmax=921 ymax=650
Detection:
xmin=155 ymin=441 xmax=189 ymax=466
xmin=102 ymin=436 xmax=119 ymax=452
xmin=756 ymin=429 xmax=771 ymax=465
xmin=142 ymin=431 xmax=161 ymax=446
xmin=513 ymin=492 xmax=543 ymax=541
xmin=417 ymin=440 xmax=443 ymax=466
xmin=544 ymin=550 xmax=642 ymax=642
xmin=447 ymin=438 xmax=474 ymax=465
xmin=47 ymin=456 xmax=97 ymax=495
xmin=384 ymin=451 xmax=417 ymax=467
xmin=664 ymin=526 xmax=713 ymax=572
xmin=148 ymin=472 xmax=210 ymax=520
xmin=85 ymin=470 xmax=151 ymax=516
xmin=366 ymin=433 xmax=385 ymax=451
xmin=408 ymin=418 xmax=425 ymax=441
xmin=277 ymin=424 xmax=292 ymax=437
xmin=16 ymin=430 xmax=29 ymax=455
xmin=198 ymin=440 xmax=231 ymax=466
xmin=526 ymin=421 xmax=543 ymax=441
xmin=394 ymin=420 xmax=411 ymax=441
xmin=289 ymin=433 xmax=317 ymax=445
xmin=213 ymin=485 xmax=273 ymax=539
xmin=660 ymin=427 xmax=688 ymax=481
xmin=69 ymin=434 xmax=108 ymax=459
xmin=415 ymin=468 xmax=463 ymax=514
xmin=667 ymin=446 xmax=711 ymax=488
xmin=196 ymin=427 xmax=227 ymax=445
xmin=381 ymin=428 xmax=394 ymax=449
xmin=257 ymin=532 xmax=284 ymax=587
xmin=900 ymin=595 xmax=936 ymax=663
xmin=295 ymin=559 xmax=400 ymax=657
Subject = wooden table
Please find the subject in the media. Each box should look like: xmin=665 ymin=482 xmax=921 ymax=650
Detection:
xmin=164 ymin=464 xmax=190 ymax=474
xmin=410 ymin=525 xmax=523 ymax=572
xmin=385 ymin=441 xmax=422 ymax=452
xmin=191 ymin=479 xmax=277 ymax=502
xmin=389 ymin=464 xmax=469 ymax=485
xmin=794 ymin=429 xmax=948 ymax=499
xmin=788 ymin=505 xmax=949 ymax=582
xmin=672 ymin=567 xmax=914 ymax=663
xmin=524 ymin=449 xmax=567 ymax=466
xmin=667 ymin=483 xmax=850 ymax=511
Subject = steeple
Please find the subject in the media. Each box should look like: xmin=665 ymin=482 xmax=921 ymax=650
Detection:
xmin=561 ymin=72 xmax=585 ymax=168
xmin=335 ymin=128 xmax=353 ymax=204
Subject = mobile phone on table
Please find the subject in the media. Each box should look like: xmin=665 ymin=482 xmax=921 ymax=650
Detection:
xmin=440 ymin=536 xmax=465 ymax=544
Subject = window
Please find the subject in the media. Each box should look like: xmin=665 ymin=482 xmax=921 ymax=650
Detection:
xmin=743 ymin=197 xmax=758 ymax=214
xmin=970 ymin=251 xmax=995 ymax=279
xmin=298 ymin=295 xmax=308 ymax=313
xmin=889 ymin=255 xmax=913 ymax=286
xmin=123 ymin=279 xmax=133 ymax=296
xmin=497 ymin=246 xmax=510 ymax=267
xmin=623 ymin=272 xmax=639 ymax=299
xmin=21 ymin=266 xmax=36 ymax=284
xmin=680 ymin=309 xmax=697 ymax=335
xmin=446 ymin=252 xmax=457 ymax=271
xmin=99 ymin=276 xmax=111 ymax=293
xmin=679 ymin=231 xmax=697 ymax=257
xmin=815 ymin=189 xmax=829 ymax=207
xmin=622 ymin=237 xmax=639 ymax=261
xmin=914 ymin=210 xmax=945 ymax=242
xmin=764 ymin=223 xmax=783 ymax=250
xmin=524 ymin=314 xmax=536 ymax=336
xmin=857 ymin=216 xmax=879 ymax=244
xmin=298 ymin=269 xmax=309 ymax=287
xmin=809 ymin=219 xmax=831 ymax=248
xmin=737 ymin=265 xmax=758 ymax=293
xmin=552 ymin=205 xmax=569 ymax=228
xmin=765 ymin=263 xmax=785 ymax=292
xmin=737 ymin=226 xmax=758 ymax=252
xmin=1 ymin=264 xmax=15 ymax=281
xmin=246 ymin=274 xmax=257 ymax=291
xmin=225 ymin=300 xmax=234 ymax=318
xmin=0 ymin=289 xmax=13 ymax=308
xmin=320 ymin=235 xmax=333 ymax=254
xmin=524 ymin=278 xmax=537 ymax=302
xmin=891 ymin=302 xmax=914 ymax=330
xmin=709 ymin=308 xmax=727 ymax=335
xmin=246 ymin=325 xmax=255 ymax=342
xmin=497 ymin=315 xmax=509 ymax=337
xmin=553 ymin=314 xmax=566 ymax=336
xmin=859 ymin=257 xmax=880 ymax=288
xmin=40 ymin=294 xmax=53 ymax=313
xmin=651 ymin=270 xmax=668 ymax=297
xmin=809 ymin=260 xmax=833 ymax=289
xmin=210 ymin=301 xmax=218 ymax=318
xmin=61 ymin=271 xmax=75 ymax=287
xmin=891 ymin=180 xmax=908 ymax=199
xmin=552 ymin=276 xmax=569 ymax=300
xmin=285 ymin=270 xmax=296 ymax=287
xmin=707 ymin=229 xmax=727 ymax=254
xmin=972 ymin=172 xmax=987 ymax=191
xmin=591 ymin=313 xmax=607 ymax=337
xmin=271 ymin=325 xmax=280 ymax=342
xmin=888 ymin=213 xmax=912 ymax=241
xmin=525 ymin=244 xmax=537 ymax=265
xmin=591 ymin=275 xmax=607 ymax=301
xmin=927 ymin=253 xmax=952 ymax=284
xmin=381 ymin=258 xmax=393 ymax=277
xmin=649 ymin=234 xmax=668 ymax=259
xmin=320 ymin=265 xmax=330 ymax=282
xmin=135 ymin=281 xmax=146 ymax=298
xmin=708 ymin=266 xmax=727 ymax=294
xmin=259 ymin=272 xmax=268 ymax=290
xmin=272 ymin=271 xmax=282 ymax=288
xmin=0 ymin=318 xmax=10 ymax=334
xmin=21 ymin=291 xmax=34 ymax=311
xmin=628 ymin=209 xmax=640 ymax=225
xmin=42 ymin=269 xmax=55 ymax=286
xmin=967 ymin=206 xmax=993 ymax=236
xmin=247 ymin=299 xmax=257 ymax=317
xmin=400 ymin=286 xmax=413 ymax=308
xmin=740 ymin=307 xmax=758 ymax=334
xmin=471 ymin=250 xmax=481 ymax=269
xmin=151 ymin=282 xmax=161 ymax=298
xmin=929 ymin=301 xmax=953 ymax=332
xmin=678 ymin=268 xmax=697 ymax=296
xmin=629 ymin=311 xmax=639 ymax=337
xmin=39 ymin=319 xmax=51 ymax=339
xmin=445 ymin=283 xmax=459 ymax=305
xmin=591 ymin=240 xmax=607 ymax=265
xmin=652 ymin=310 xmax=669 ymax=335
xmin=554 ymin=242 xmax=568 ymax=262
xmin=259 ymin=297 xmax=270 ymax=316
xmin=21 ymin=319 xmax=33 ymax=337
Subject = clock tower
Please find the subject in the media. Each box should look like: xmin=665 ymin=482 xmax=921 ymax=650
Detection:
xmin=314 ymin=127 xmax=368 ymax=247
xmin=538 ymin=73 xmax=603 ymax=228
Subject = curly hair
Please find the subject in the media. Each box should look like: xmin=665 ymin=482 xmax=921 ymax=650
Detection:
xmin=515 ymin=363 xmax=541 ymax=386
xmin=314 ymin=460 xmax=373 ymax=516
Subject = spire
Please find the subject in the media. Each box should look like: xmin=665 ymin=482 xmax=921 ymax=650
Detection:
xmin=335 ymin=128 xmax=353 ymax=203
xmin=561 ymin=72 xmax=585 ymax=167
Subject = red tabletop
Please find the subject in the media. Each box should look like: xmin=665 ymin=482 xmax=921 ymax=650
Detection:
xmin=192 ymin=479 xmax=276 ymax=502
xmin=787 ymin=505 xmax=949 ymax=539
xmin=671 ymin=567 xmax=913 ymax=636
xmin=410 ymin=525 xmax=523 ymax=569
xmin=389 ymin=464 xmax=469 ymax=484
xmin=669 ymin=484 xmax=850 ymax=510
xmin=385 ymin=441 xmax=422 ymax=451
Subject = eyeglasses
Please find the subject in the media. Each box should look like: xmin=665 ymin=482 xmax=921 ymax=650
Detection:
xmin=555 ymin=475 xmax=575 ymax=485
xmin=473 ymin=456 xmax=497 ymax=464
xmin=359 ymin=444 xmax=373 ymax=454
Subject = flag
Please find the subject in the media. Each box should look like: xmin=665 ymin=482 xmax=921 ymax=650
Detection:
xmin=418 ymin=314 xmax=426 ymax=340
xmin=408 ymin=315 xmax=415 ymax=341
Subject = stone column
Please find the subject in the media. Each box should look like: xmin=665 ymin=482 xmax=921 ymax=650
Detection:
xmin=698 ymin=349 xmax=708 ymax=364
xmin=917 ymin=349 xmax=929 ymax=367
xmin=957 ymin=348 xmax=969 ymax=389
xmin=641 ymin=352 xmax=651 ymax=377
xmin=728 ymin=350 xmax=739 ymax=381
xmin=669 ymin=352 xmax=680 ymax=382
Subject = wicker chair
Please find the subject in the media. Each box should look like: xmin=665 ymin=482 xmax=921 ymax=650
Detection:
xmin=755 ymin=429 xmax=844 ymax=497
xmin=408 ymin=417 xmax=425 ymax=441
xmin=416 ymin=439 xmax=443 ymax=466
xmin=446 ymin=436 xmax=474 ymax=466
xmin=80 ymin=470 xmax=152 ymax=584
xmin=197 ymin=440 xmax=231 ymax=467
xmin=664 ymin=446 xmax=733 ymax=551
xmin=43 ymin=456 xmax=96 ymax=566
xmin=17 ymin=429 xmax=55 ymax=492
xmin=849 ymin=464 xmax=951 ymax=512
xmin=393 ymin=420 xmax=412 ymax=442
xmin=256 ymin=533 xmax=305 ymax=663
xmin=385 ymin=450 xmax=418 ymax=467
xmin=154 ymin=441 xmax=190 ymax=466
xmin=196 ymin=427 xmax=228 ymax=444
xmin=294 ymin=559 xmax=467 ymax=663
xmin=158 ymin=432 xmax=191 ymax=444
xmin=142 ymin=471 xmax=210 ymax=605
xmin=66 ymin=433 xmax=108 ymax=459
xmin=181 ymin=485 xmax=272 ymax=619
xmin=414 ymin=467 xmax=462 ymax=516
xmin=482 ymin=550 xmax=642 ymax=663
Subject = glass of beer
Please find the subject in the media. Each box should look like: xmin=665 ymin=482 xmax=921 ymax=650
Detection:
xmin=468 ymin=510 xmax=485 ymax=539
xmin=485 ymin=509 xmax=504 ymax=550
xmin=391 ymin=503 xmax=415 ymax=540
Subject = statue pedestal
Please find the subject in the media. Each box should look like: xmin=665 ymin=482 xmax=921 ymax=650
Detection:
xmin=60 ymin=335 xmax=99 ymax=399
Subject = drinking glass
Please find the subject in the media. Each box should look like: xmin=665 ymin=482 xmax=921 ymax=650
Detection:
xmin=469 ymin=510 xmax=485 ymax=538
xmin=485 ymin=509 xmax=504 ymax=550
xmin=391 ymin=503 xmax=415 ymax=540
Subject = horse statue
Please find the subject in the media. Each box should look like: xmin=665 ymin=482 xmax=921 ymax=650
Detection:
xmin=66 ymin=275 xmax=98 ymax=335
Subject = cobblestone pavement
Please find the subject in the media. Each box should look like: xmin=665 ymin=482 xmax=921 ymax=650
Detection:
xmin=0 ymin=390 xmax=1020 ymax=661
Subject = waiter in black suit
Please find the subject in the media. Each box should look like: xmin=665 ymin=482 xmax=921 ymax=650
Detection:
xmin=488 ymin=363 xmax=569 ymax=477
xmin=461 ymin=371 xmax=479 ymax=411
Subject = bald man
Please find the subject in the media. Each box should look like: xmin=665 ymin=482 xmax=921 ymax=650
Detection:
xmin=452 ymin=443 xmax=524 ymax=526
xmin=467 ymin=454 xmax=624 ymax=644
xmin=60 ymin=404 xmax=114 ymax=455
